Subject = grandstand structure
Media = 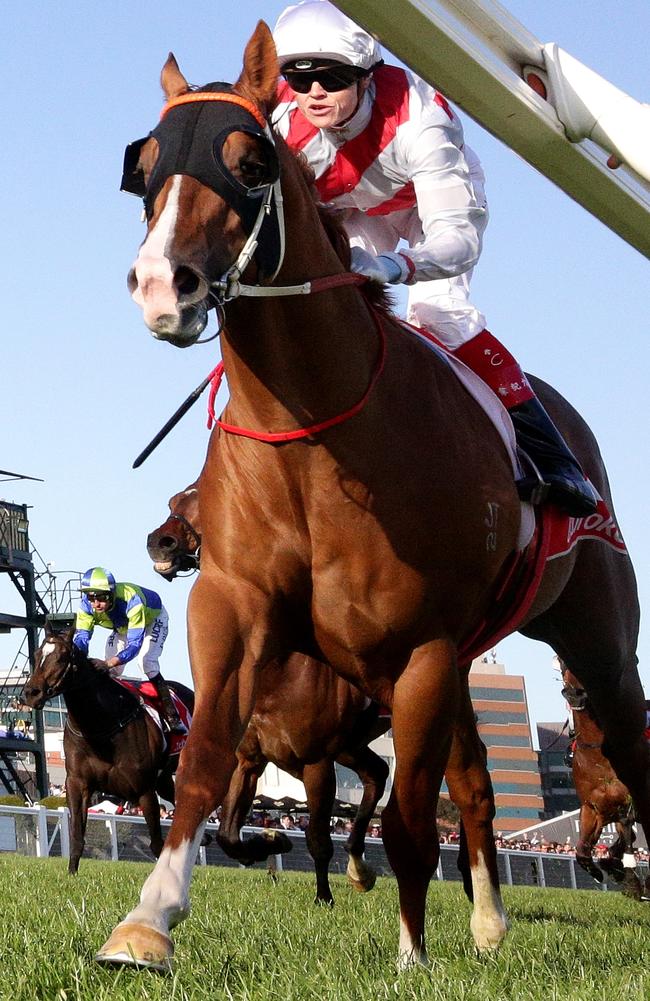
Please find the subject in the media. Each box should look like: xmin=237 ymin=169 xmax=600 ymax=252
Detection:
xmin=0 ymin=470 xmax=79 ymax=800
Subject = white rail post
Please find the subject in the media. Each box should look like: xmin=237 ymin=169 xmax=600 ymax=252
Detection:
xmin=35 ymin=804 xmax=49 ymax=858
xmin=58 ymin=806 xmax=70 ymax=861
xmin=107 ymin=816 xmax=119 ymax=861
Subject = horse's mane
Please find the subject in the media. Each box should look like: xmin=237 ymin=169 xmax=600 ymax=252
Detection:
xmin=289 ymin=146 xmax=394 ymax=317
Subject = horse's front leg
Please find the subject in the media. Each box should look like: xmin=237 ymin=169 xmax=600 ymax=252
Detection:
xmin=575 ymin=803 xmax=604 ymax=882
xmin=96 ymin=579 xmax=270 ymax=969
xmin=444 ymin=673 xmax=508 ymax=950
xmin=65 ymin=776 xmax=91 ymax=875
xmin=380 ymin=639 xmax=458 ymax=970
xmin=217 ymin=748 xmax=291 ymax=864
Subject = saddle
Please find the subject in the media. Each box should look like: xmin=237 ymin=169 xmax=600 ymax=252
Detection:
xmin=116 ymin=678 xmax=191 ymax=755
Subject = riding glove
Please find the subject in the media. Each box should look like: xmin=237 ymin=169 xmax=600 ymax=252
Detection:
xmin=350 ymin=247 xmax=413 ymax=284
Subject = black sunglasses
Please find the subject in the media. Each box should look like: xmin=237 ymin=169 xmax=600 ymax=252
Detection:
xmin=86 ymin=592 xmax=111 ymax=602
xmin=283 ymin=66 xmax=367 ymax=94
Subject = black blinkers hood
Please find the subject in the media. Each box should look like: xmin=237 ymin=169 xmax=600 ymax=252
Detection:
xmin=121 ymin=83 xmax=282 ymax=280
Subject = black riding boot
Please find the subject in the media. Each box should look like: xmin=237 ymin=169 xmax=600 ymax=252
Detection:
xmin=509 ymin=397 xmax=599 ymax=516
xmin=150 ymin=673 xmax=187 ymax=734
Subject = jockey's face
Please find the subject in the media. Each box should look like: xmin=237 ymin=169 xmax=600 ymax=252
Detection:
xmin=87 ymin=592 xmax=112 ymax=612
xmin=293 ymin=75 xmax=371 ymax=130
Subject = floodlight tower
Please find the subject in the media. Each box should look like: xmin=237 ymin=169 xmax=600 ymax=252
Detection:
xmin=0 ymin=469 xmax=49 ymax=799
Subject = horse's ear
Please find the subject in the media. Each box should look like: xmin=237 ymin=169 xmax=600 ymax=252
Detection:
xmin=63 ymin=625 xmax=76 ymax=644
xmin=161 ymin=53 xmax=190 ymax=100
xmin=43 ymin=619 xmax=55 ymax=639
xmin=235 ymin=21 xmax=279 ymax=112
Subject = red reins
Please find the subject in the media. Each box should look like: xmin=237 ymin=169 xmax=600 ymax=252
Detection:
xmin=207 ymin=283 xmax=386 ymax=442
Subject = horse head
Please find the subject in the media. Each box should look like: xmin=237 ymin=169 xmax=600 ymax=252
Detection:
xmin=560 ymin=664 xmax=589 ymax=711
xmin=23 ymin=623 xmax=80 ymax=709
xmin=122 ymin=24 xmax=283 ymax=347
xmin=147 ymin=481 xmax=201 ymax=580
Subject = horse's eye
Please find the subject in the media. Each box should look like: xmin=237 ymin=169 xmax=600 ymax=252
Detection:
xmin=239 ymin=158 xmax=267 ymax=188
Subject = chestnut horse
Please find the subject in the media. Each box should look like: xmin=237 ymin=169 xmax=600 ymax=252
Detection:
xmin=148 ymin=480 xmax=390 ymax=903
xmin=23 ymin=622 xmax=193 ymax=873
xmin=561 ymin=663 xmax=643 ymax=898
xmin=98 ymin=24 xmax=649 ymax=971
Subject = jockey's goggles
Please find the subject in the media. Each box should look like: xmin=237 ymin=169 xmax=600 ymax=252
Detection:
xmin=86 ymin=591 xmax=112 ymax=602
xmin=283 ymin=65 xmax=370 ymax=93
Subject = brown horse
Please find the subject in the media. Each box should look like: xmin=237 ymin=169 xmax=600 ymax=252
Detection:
xmin=98 ymin=25 xmax=649 ymax=971
xmin=23 ymin=622 xmax=193 ymax=874
xmin=147 ymin=481 xmax=201 ymax=580
xmin=148 ymin=481 xmax=390 ymax=903
xmin=561 ymin=663 xmax=643 ymax=898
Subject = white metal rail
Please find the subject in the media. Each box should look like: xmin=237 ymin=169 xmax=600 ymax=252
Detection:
xmin=335 ymin=0 xmax=650 ymax=258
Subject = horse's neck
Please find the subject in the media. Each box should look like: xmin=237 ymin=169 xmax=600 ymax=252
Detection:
xmin=573 ymin=708 xmax=602 ymax=742
xmin=63 ymin=665 xmax=132 ymax=734
xmin=222 ymin=208 xmax=382 ymax=430
xmin=225 ymin=297 xmax=378 ymax=433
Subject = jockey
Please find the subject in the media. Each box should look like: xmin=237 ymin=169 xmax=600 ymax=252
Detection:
xmin=272 ymin=0 xmax=598 ymax=517
xmin=74 ymin=566 xmax=186 ymax=734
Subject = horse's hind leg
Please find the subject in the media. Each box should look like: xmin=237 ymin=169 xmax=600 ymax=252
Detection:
xmin=303 ymin=760 xmax=337 ymax=905
xmin=525 ymin=547 xmax=650 ymax=857
xmin=336 ymin=746 xmax=389 ymax=893
xmin=444 ymin=673 xmax=508 ymax=948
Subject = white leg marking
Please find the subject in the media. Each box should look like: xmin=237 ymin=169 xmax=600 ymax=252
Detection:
xmin=346 ymin=853 xmax=376 ymax=890
xmin=121 ymin=822 xmax=207 ymax=936
xmin=469 ymin=850 xmax=509 ymax=951
xmin=623 ymin=852 xmax=637 ymax=868
xmin=398 ymin=914 xmax=429 ymax=971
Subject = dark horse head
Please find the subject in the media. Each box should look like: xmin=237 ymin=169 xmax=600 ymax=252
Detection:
xmin=23 ymin=623 xmax=86 ymax=709
xmin=147 ymin=481 xmax=201 ymax=580
xmin=22 ymin=622 xmax=141 ymax=731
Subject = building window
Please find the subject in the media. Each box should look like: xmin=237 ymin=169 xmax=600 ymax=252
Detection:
xmin=481 ymin=734 xmax=530 ymax=747
xmin=470 ymin=687 xmax=525 ymax=702
xmin=477 ymin=711 xmax=528 ymax=724
xmin=494 ymin=806 xmax=541 ymax=819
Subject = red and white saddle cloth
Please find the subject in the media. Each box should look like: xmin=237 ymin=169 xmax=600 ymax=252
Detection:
xmin=457 ymin=499 xmax=627 ymax=669
xmin=116 ymin=679 xmax=192 ymax=756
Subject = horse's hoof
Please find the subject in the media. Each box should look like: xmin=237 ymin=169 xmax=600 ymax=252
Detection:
xmin=346 ymin=857 xmax=377 ymax=892
xmin=470 ymin=912 xmax=509 ymax=952
xmin=347 ymin=869 xmax=377 ymax=893
xmin=95 ymin=922 xmax=173 ymax=972
xmin=622 ymin=876 xmax=643 ymax=901
xmin=262 ymin=830 xmax=292 ymax=854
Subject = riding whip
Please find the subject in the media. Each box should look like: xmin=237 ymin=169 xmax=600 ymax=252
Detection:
xmin=132 ymin=365 xmax=221 ymax=468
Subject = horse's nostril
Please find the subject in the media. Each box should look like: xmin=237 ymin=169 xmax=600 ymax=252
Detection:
xmin=127 ymin=267 xmax=138 ymax=294
xmin=175 ymin=267 xmax=201 ymax=298
xmin=158 ymin=536 xmax=178 ymax=553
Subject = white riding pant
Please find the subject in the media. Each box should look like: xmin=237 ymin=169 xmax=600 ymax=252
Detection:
xmin=345 ymin=208 xmax=487 ymax=348
xmin=105 ymin=608 xmax=169 ymax=680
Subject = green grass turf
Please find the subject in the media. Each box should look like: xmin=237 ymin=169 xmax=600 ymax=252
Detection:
xmin=1 ymin=855 xmax=649 ymax=1001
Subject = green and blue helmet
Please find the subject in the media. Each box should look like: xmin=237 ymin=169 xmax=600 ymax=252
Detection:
xmin=80 ymin=567 xmax=116 ymax=597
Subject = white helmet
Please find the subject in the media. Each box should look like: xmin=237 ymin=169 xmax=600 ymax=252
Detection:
xmin=273 ymin=1 xmax=383 ymax=72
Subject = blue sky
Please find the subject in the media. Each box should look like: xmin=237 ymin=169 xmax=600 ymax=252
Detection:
xmin=1 ymin=1 xmax=648 ymax=739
